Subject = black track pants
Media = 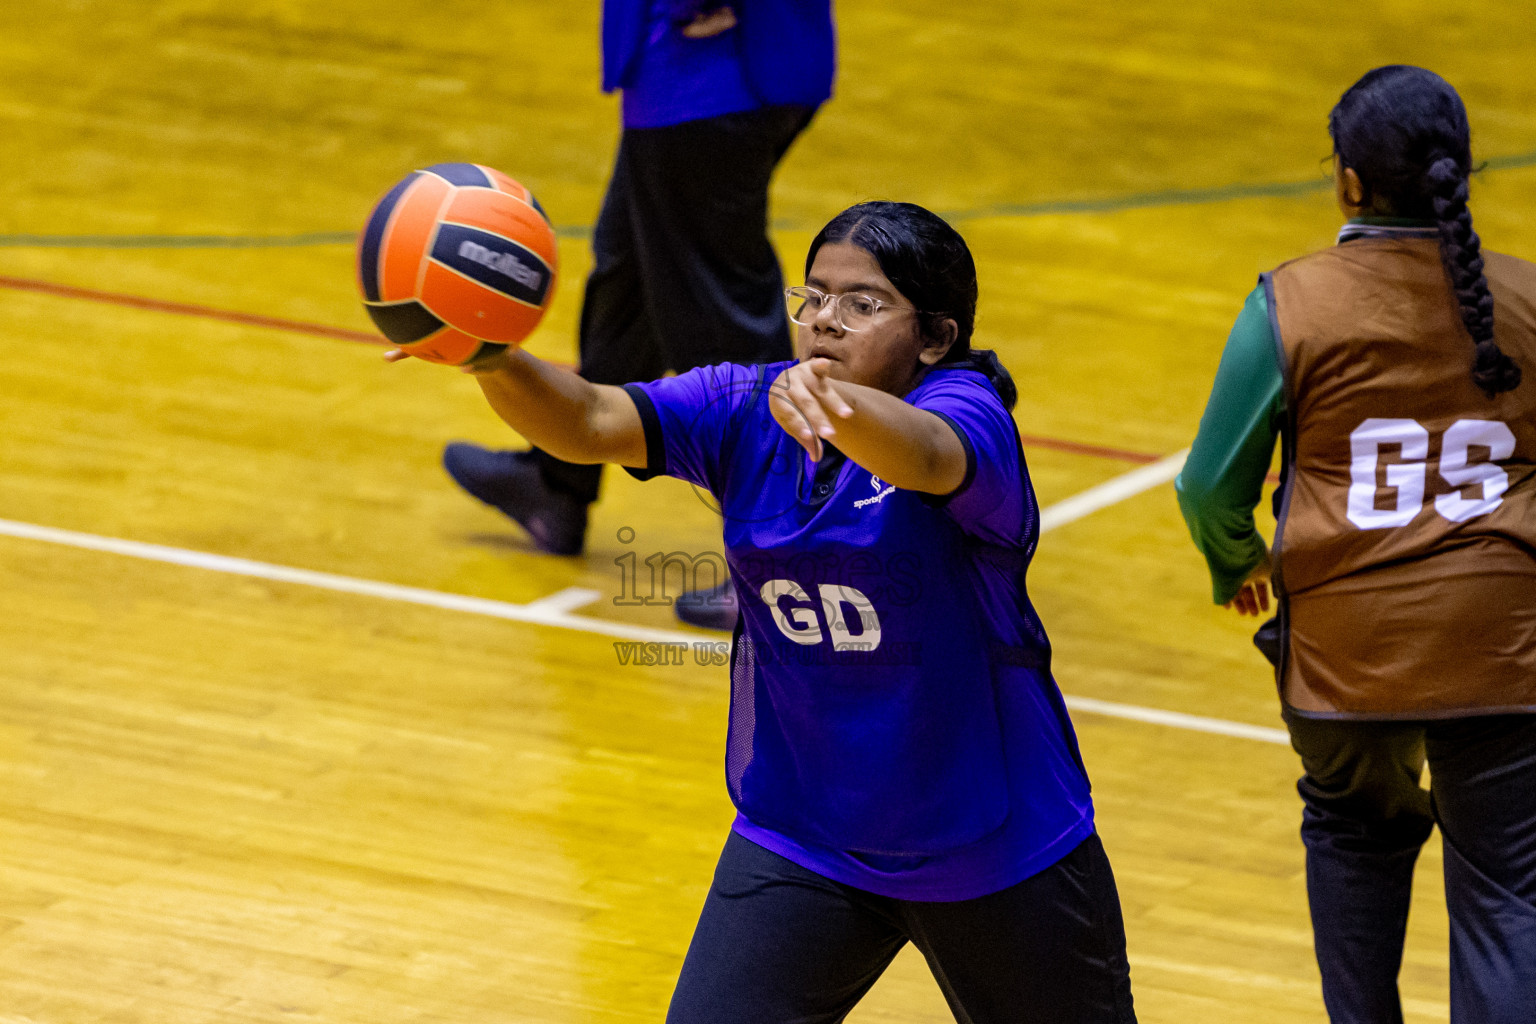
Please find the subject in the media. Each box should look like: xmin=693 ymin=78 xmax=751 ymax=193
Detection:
xmin=1286 ymin=711 xmax=1536 ymax=1024
xmin=667 ymin=830 xmax=1137 ymax=1024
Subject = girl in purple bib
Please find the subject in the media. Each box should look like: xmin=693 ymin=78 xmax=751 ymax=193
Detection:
xmin=400 ymin=201 xmax=1135 ymax=1023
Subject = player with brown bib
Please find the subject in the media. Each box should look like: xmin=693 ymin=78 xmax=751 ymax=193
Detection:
xmin=1178 ymin=65 xmax=1536 ymax=1024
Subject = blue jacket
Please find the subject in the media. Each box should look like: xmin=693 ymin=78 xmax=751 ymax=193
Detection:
xmin=602 ymin=0 xmax=835 ymax=113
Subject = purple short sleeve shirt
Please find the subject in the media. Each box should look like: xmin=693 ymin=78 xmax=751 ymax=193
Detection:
xmin=624 ymin=362 xmax=1094 ymax=901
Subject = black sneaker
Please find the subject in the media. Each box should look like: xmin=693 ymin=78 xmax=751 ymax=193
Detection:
xmin=442 ymin=443 xmax=588 ymax=556
xmin=674 ymin=579 xmax=739 ymax=632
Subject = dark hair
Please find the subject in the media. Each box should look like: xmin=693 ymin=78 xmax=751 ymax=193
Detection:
xmin=805 ymin=201 xmax=1018 ymax=409
xmin=1329 ymin=65 xmax=1521 ymax=396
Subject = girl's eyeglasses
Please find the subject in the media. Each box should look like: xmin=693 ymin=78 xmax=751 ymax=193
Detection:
xmin=784 ymin=286 xmax=917 ymax=332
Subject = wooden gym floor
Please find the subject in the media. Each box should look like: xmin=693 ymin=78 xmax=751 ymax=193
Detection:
xmin=4 ymin=1 xmax=1536 ymax=1020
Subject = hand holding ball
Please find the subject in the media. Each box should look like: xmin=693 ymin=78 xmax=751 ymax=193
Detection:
xmin=357 ymin=163 xmax=558 ymax=365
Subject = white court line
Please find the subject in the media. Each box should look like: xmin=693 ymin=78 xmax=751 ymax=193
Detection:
xmin=522 ymin=586 xmax=604 ymax=614
xmin=0 ymin=517 xmax=695 ymax=645
xmin=1039 ymin=448 xmax=1189 ymax=533
xmin=0 ymin=452 xmax=1287 ymax=744
xmin=1064 ymin=696 xmax=1287 ymax=745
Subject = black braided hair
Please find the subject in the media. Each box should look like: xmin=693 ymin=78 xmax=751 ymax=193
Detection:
xmin=1329 ymin=65 xmax=1521 ymax=396
xmin=807 ymin=201 xmax=1018 ymax=410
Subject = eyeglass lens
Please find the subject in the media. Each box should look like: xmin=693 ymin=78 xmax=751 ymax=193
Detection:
xmin=785 ymin=289 xmax=879 ymax=330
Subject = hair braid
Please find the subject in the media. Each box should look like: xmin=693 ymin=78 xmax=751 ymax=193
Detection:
xmin=1426 ymin=154 xmax=1521 ymax=394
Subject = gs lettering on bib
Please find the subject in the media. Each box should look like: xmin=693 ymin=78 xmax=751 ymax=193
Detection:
xmin=1346 ymin=417 xmax=1516 ymax=529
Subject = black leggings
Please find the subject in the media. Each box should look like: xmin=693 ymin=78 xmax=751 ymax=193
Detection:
xmin=667 ymin=830 xmax=1136 ymax=1024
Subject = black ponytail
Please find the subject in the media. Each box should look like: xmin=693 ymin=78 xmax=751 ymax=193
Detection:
xmin=1330 ymin=65 xmax=1521 ymax=396
xmin=942 ymin=348 xmax=1018 ymax=410
xmin=808 ymin=201 xmax=1018 ymax=410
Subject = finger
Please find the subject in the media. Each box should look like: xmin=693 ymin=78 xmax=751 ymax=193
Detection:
xmin=783 ymin=425 xmax=820 ymax=460
xmin=681 ymin=6 xmax=737 ymax=37
xmin=786 ymin=369 xmax=837 ymax=442
xmin=1257 ymin=582 xmax=1271 ymax=613
xmin=800 ymin=366 xmax=848 ymax=431
xmin=769 ymin=380 xmax=823 ymax=460
xmin=1231 ymin=582 xmax=1247 ymax=617
xmin=1234 ymin=586 xmax=1254 ymax=616
xmin=804 ymin=359 xmax=854 ymax=418
xmin=383 ymin=348 xmax=411 ymax=363
xmin=787 ymin=402 xmax=823 ymax=460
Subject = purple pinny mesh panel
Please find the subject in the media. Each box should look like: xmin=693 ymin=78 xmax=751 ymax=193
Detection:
xmin=725 ymin=626 xmax=756 ymax=800
xmin=1021 ymin=490 xmax=1039 ymax=560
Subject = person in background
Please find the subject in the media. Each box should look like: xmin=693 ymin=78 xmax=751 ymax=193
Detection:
xmin=444 ymin=0 xmax=835 ymax=632
xmin=1177 ymin=65 xmax=1536 ymax=1024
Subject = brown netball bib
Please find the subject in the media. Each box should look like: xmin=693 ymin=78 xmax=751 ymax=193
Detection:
xmin=1266 ymin=235 xmax=1536 ymax=717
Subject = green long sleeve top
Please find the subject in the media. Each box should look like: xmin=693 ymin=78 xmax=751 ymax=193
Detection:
xmin=1176 ymin=219 xmax=1441 ymax=603
xmin=1175 ymin=285 xmax=1284 ymax=603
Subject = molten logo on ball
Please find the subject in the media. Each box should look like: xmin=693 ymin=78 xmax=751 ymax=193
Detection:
xmin=457 ymin=239 xmax=543 ymax=290
xmin=430 ymin=222 xmax=552 ymax=307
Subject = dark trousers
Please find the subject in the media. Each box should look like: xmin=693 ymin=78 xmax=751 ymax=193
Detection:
xmin=1285 ymin=711 xmax=1536 ymax=1024
xmin=667 ymin=830 xmax=1137 ymax=1024
xmin=535 ymin=104 xmax=810 ymax=503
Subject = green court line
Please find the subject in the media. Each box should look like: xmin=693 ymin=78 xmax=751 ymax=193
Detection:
xmin=941 ymin=146 xmax=1536 ymax=222
xmin=0 ymin=230 xmax=361 ymax=249
xmin=5 ymin=148 xmax=1535 ymax=250
xmin=1484 ymin=148 xmax=1536 ymax=170
xmin=0 ymin=225 xmax=595 ymax=248
xmin=938 ymin=176 xmax=1330 ymax=221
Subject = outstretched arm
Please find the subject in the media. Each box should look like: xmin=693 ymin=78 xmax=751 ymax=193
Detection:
xmin=771 ymin=358 xmax=967 ymax=495
xmin=402 ymin=347 xmax=648 ymax=468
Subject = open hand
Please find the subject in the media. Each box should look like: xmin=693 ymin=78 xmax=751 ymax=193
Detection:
xmin=383 ymin=347 xmax=511 ymax=374
xmin=770 ymin=358 xmax=854 ymax=461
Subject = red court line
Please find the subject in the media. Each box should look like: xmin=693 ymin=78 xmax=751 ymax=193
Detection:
xmin=0 ymin=273 xmax=383 ymax=344
xmin=1016 ymin=433 xmax=1280 ymax=483
xmin=1019 ymin=433 xmax=1160 ymax=464
xmin=5 ymin=272 xmax=1267 ymax=474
